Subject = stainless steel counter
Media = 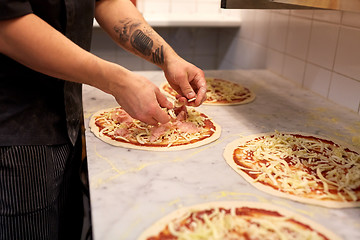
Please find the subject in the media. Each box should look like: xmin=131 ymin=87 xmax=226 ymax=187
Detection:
xmin=83 ymin=70 xmax=360 ymax=240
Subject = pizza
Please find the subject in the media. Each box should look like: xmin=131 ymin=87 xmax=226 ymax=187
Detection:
xmin=160 ymin=77 xmax=255 ymax=105
xmin=223 ymin=131 xmax=360 ymax=208
xmin=138 ymin=201 xmax=341 ymax=240
xmin=89 ymin=104 xmax=221 ymax=151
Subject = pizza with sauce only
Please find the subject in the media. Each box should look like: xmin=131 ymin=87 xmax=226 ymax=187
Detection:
xmin=160 ymin=77 xmax=255 ymax=105
xmin=137 ymin=201 xmax=341 ymax=240
xmin=223 ymin=131 xmax=360 ymax=208
xmin=89 ymin=104 xmax=221 ymax=151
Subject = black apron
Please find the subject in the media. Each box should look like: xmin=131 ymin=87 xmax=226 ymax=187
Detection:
xmin=0 ymin=0 xmax=95 ymax=146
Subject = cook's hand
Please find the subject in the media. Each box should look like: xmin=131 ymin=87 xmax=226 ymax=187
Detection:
xmin=163 ymin=57 xmax=206 ymax=107
xmin=110 ymin=71 xmax=173 ymax=125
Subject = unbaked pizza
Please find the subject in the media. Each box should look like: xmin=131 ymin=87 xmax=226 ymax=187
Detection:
xmin=89 ymin=104 xmax=221 ymax=151
xmin=160 ymin=77 xmax=255 ymax=105
xmin=223 ymin=131 xmax=360 ymax=208
xmin=138 ymin=201 xmax=341 ymax=240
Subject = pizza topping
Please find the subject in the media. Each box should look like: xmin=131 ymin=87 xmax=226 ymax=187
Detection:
xmin=161 ymin=78 xmax=254 ymax=105
xmin=205 ymin=78 xmax=252 ymax=103
xmin=111 ymin=108 xmax=134 ymax=124
xmin=234 ymin=131 xmax=360 ymax=202
xmin=175 ymin=108 xmax=187 ymax=121
xmin=148 ymin=104 xmax=199 ymax=141
xmin=114 ymin=128 xmax=129 ymax=137
xmin=149 ymin=123 xmax=172 ymax=143
xmin=188 ymin=97 xmax=197 ymax=102
xmin=174 ymin=121 xmax=199 ymax=134
xmin=149 ymin=207 xmax=330 ymax=240
xmin=94 ymin=106 xmax=215 ymax=148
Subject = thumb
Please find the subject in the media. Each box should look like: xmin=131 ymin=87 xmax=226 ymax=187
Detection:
xmin=178 ymin=74 xmax=196 ymax=99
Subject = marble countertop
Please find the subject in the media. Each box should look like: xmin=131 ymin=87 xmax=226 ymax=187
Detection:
xmin=83 ymin=70 xmax=360 ymax=240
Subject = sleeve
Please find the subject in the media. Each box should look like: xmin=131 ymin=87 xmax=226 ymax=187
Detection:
xmin=0 ymin=0 xmax=33 ymax=20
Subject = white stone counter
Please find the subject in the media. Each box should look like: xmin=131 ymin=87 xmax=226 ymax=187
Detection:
xmin=83 ymin=70 xmax=360 ymax=240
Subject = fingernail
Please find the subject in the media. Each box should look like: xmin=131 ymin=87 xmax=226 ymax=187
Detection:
xmin=187 ymin=92 xmax=195 ymax=99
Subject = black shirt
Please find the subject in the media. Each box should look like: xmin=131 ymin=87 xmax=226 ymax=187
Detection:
xmin=0 ymin=0 xmax=95 ymax=145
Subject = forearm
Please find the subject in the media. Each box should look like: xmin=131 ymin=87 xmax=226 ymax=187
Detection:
xmin=0 ymin=13 xmax=129 ymax=94
xmin=0 ymin=11 xmax=177 ymax=124
xmin=95 ymin=0 xmax=178 ymax=69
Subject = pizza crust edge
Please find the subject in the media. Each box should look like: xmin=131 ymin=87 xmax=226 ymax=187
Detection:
xmin=159 ymin=79 xmax=256 ymax=106
xmin=89 ymin=107 xmax=222 ymax=151
xmin=137 ymin=201 xmax=342 ymax=240
xmin=223 ymin=132 xmax=360 ymax=208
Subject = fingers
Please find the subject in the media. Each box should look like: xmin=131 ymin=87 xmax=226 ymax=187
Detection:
xmin=132 ymin=104 xmax=170 ymax=126
xmin=177 ymin=73 xmax=196 ymax=100
xmin=156 ymin=89 xmax=173 ymax=109
xmin=153 ymin=106 xmax=171 ymax=124
xmin=113 ymin=76 xmax=172 ymax=125
xmin=137 ymin=95 xmax=172 ymax=125
xmin=172 ymin=72 xmax=207 ymax=107
xmin=139 ymin=89 xmax=172 ymax=125
xmin=193 ymin=84 xmax=207 ymax=106
xmin=175 ymin=95 xmax=187 ymax=106
xmin=188 ymin=73 xmax=207 ymax=107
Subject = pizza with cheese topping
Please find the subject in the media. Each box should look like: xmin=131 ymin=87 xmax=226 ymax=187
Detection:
xmin=89 ymin=105 xmax=221 ymax=151
xmin=138 ymin=201 xmax=341 ymax=240
xmin=160 ymin=77 xmax=255 ymax=105
xmin=223 ymin=131 xmax=360 ymax=208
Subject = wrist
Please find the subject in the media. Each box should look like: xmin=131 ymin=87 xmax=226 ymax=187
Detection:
xmin=161 ymin=49 xmax=179 ymax=72
xmin=90 ymin=60 xmax=130 ymax=96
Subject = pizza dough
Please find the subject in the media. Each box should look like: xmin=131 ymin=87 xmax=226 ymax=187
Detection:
xmin=160 ymin=77 xmax=255 ymax=105
xmin=89 ymin=106 xmax=221 ymax=151
xmin=137 ymin=201 xmax=341 ymax=240
xmin=223 ymin=131 xmax=360 ymax=208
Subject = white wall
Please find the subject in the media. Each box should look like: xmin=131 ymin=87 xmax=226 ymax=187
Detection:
xmin=136 ymin=0 xmax=222 ymax=16
xmin=231 ymin=10 xmax=360 ymax=114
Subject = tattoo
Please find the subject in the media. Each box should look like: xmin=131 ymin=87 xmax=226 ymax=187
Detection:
xmin=114 ymin=19 xmax=140 ymax=44
xmin=113 ymin=18 xmax=165 ymax=65
xmin=130 ymin=29 xmax=153 ymax=56
xmin=152 ymin=45 xmax=164 ymax=65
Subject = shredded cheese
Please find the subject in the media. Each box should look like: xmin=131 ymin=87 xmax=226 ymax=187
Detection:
xmin=163 ymin=78 xmax=252 ymax=103
xmin=162 ymin=207 xmax=328 ymax=240
xmin=205 ymin=78 xmax=251 ymax=102
xmin=236 ymin=131 xmax=360 ymax=202
xmin=95 ymin=107 xmax=214 ymax=147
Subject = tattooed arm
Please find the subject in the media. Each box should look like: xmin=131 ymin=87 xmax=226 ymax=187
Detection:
xmin=95 ymin=0 xmax=207 ymax=106
xmin=0 ymin=0 xmax=205 ymax=125
xmin=0 ymin=13 xmax=172 ymax=125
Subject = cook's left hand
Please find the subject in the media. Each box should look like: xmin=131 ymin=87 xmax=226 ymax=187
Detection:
xmin=163 ymin=57 xmax=207 ymax=107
